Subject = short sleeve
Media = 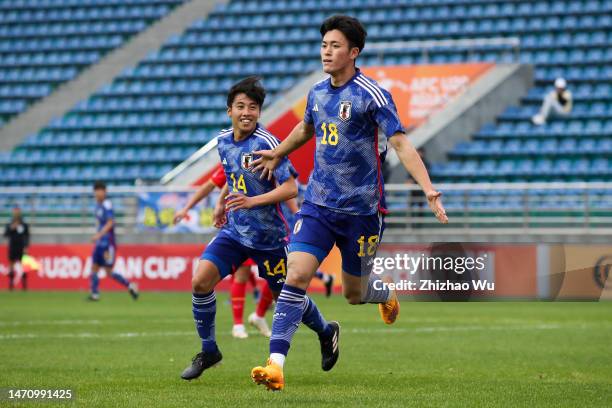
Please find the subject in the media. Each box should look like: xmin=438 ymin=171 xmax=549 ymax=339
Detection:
xmin=273 ymin=156 xmax=297 ymax=185
xmin=372 ymin=89 xmax=404 ymax=138
xmin=303 ymin=88 xmax=314 ymax=125
xmin=210 ymin=165 xmax=226 ymax=188
xmin=103 ymin=200 xmax=114 ymax=220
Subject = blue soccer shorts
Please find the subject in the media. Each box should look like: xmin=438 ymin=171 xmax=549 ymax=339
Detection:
xmin=200 ymin=231 xmax=288 ymax=293
xmin=288 ymin=201 xmax=385 ymax=277
xmin=92 ymin=244 xmax=116 ymax=268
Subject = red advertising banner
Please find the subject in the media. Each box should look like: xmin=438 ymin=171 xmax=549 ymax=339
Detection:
xmin=376 ymin=243 xmax=537 ymax=298
xmin=0 ymin=244 xmax=203 ymax=292
xmin=0 ymin=244 xmax=331 ymax=293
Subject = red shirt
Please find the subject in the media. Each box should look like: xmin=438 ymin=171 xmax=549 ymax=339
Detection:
xmin=210 ymin=165 xmax=226 ymax=188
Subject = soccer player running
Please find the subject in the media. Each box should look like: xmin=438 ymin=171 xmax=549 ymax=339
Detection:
xmin=250 ymin=15 xmax=448 ymax=390
xmin=88 ymin=181 xmax=139 ymax=301
xmin=173 ymin=166 xmax=274 ymax=339
xmin=180 ymin=77 xmax=339 ymax=382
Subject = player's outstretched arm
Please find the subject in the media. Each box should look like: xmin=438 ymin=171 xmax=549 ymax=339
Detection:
xmin=389 ymin=133 xmax=448 ymax=224
xmin=225 ymin=177 xmax=298 ymax=211
xmin=174 ymin=180 xmax=217 ymax=224
xmin=251 ymin=121 xmax=315 ymax=180
xmin=212 ymin=183 xmax=230 ymax=228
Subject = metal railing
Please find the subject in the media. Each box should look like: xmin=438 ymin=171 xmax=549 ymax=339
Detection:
xmin=0 ymin=182 xmax=610 ymax=240
xmin=385 ymin=182 xmax=612 ymax=241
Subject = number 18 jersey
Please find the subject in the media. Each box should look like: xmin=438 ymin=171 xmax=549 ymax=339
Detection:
xmin=303 ymin=68 xmax=404 ymax=215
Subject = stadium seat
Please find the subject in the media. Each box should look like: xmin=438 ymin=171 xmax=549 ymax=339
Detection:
xmin=1 ymin=0 xmax=610 ymax=187
xmin=0 ymin=1 xmax=184 ymax=124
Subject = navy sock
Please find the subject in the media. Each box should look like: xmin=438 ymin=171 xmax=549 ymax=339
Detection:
xmin=192 ymin=292 xmax=218 ymax=353
xmin=314 ymin=270 xmax=324 ymax=280
xmin=111 ymin=272 xmax=130 ymax=288
xmin=301 ymin=296 xmax=332 ymax=338
xmin=90 ymin=272 xmax=99 ymax=294
xmin=363 ymin=274 xmax=390 ymax=304
xmin=269 ymin=284 xmax=306 ymax=357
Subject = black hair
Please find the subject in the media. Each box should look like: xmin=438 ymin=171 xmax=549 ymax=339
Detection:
xmin=226 ymin=76 xmax=266 ymax=108
xmin=93 ymin=180 xmax=107 ymax=191
xmin=320 ymin=15 xmax=367 ymax=53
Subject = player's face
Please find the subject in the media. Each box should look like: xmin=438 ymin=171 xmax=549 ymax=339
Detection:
xmin=94 ymin=188 xmax=106 ymax=202
xmin=227 ymin=93 xmax=260 ymax=136
xmin=321 ymin=29 xmax=359 ymax=74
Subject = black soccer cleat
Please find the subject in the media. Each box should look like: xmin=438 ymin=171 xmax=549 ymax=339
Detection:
xmin=324 ymin=275 xmax=334 ymax=298
xmin=180 ymin=350 xmax=223 ymax=380
xmin=319 ymin=321 xmax=340 ymax=371
xmin=128 ymin=283 xmax=139 ymax=300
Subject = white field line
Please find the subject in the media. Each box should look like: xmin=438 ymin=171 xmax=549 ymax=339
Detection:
xmin=0 ymin=323 xmax=596 ymax=341
xmin=0 ymin=318 xmax=190 ymax=327
xmin=0 ymin=316 xmax=578 ymax=327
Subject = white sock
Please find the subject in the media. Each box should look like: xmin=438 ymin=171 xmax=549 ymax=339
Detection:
xmin=322 ymin=274 xmax=331 ymax=283
xmin=233 ymin=324 xmax=245 ymax=330
xmin=269 ymin=353 xmax=286 ymax=367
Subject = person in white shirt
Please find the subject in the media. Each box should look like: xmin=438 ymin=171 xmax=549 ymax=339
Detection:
xmin=532 ymin=77 xmax=573 ymax=125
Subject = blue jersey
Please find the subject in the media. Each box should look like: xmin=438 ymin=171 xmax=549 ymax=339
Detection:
xmin=95 ymin=199 xmax=115 ymax=247
xmin=303 ymin=68 xmax=404 ymax=215
xmin=280 ymin=202 xmax=297 ymax=231
xmin=217 ymin=124 xmax=296 ymax=250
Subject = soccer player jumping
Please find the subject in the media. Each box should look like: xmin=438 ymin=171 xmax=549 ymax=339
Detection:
xmin=250 ymin=15 xmax=448 ymax=390
xmin=180 ymin=77 xmax=339 ymax=382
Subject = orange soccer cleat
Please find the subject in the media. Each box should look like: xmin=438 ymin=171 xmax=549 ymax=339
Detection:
xmin=251 ymin=359 xmax=284 ymax=391
xmin=378 ymin=278 xmax=400 ymax=324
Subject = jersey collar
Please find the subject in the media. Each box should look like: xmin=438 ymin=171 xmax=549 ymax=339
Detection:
xmin=327 ymin=67 xmax=361 ymax=93
xmin=232 ymin=123 xmax=261 ymax=144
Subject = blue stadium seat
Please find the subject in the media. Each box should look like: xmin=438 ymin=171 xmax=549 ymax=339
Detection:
xmin=3 ymin=0 xmax=610 ymax=187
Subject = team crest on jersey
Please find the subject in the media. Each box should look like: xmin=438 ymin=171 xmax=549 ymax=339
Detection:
xmin=339 ymin=101 xmax=352 ymax=121
xmin=241 ymin=153 xmax=254 ymax=170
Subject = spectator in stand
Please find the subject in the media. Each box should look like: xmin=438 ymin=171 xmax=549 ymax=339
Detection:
xmin=532 ymin=77 xmax=573 ymax=125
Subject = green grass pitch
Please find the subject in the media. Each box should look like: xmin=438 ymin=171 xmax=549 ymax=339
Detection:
xmin=1 ymin=292 xmax=611 ymax=407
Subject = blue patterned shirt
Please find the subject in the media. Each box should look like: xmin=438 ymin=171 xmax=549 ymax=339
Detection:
xmin=303 ymin=68 xmax=404 ymax=215
xmin=95 ymin=199 xmax=115 ymax=247
xmin=217 ymin=124 xmax=296 ymax=250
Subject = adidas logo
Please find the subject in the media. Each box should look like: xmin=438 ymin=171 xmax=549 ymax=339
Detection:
xmin=222 ymin=158 xmax=227 ymax=165
xmin=313 ymin=103 xmax=319 ymax=112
